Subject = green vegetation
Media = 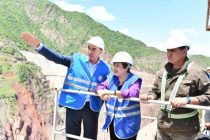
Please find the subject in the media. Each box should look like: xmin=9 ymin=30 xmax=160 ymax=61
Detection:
xmin=0 ymin=53 xmax=50 ymax=120
xmin=0 ymin=0 xmax=163 ymax=73
xmin=0 ymin=0 xmax=209 ymax=74
xmin=0 ymin=67 xmax=2 ymax=74
xmin=0 ymin=63 xmax=12 ymax=73
xmin=189 ymin=55 xmax=210 ymax=69
xmin=0 ymin=58 xmax=16 ymax=98
xmin=17 ymin=62 xmax=39 ymax=83
xmin=0 ymin=47 xmax=15 ymax=55
xmin=6 ymin=96 xmax=17 ymax=116
xmin=0 ymin=80 xmax=16 ymax=97
xmin=17 ymin=64 xmax=29 ymax=83
xmin=0 ymin=47 xmax=26 ymax=60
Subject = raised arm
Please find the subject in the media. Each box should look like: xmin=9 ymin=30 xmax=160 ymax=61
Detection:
xmin=20 ymin=32 xmax=72 ymax=67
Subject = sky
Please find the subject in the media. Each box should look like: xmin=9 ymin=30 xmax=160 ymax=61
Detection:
xmin=48 ymin=0 xmax=210 ymax=57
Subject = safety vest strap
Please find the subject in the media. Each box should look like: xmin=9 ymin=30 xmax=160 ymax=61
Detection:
xmin=160 ymin=62 xmax=193 ymax=111
xmin=166 ymin=72 xmax=186 ymax=111
xmin=106 ymin=104 xmax=140 ymax=111
xmin=64 ymin=81 xmax=89 ymax=91
xmin=161 ymin=72 xmax=186 ymax=110
xmin=168 ymin=110 xmax=198 ymax=119
xmin=67 ymin=75 xmax=97 ymax=87
xmin=106 ymin=111 xmax=140 ymax=118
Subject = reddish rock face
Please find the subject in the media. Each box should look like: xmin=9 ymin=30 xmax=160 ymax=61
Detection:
xmin=3 ymin=84 xmax=50 ymax=140
xmin=1 ymin=67 xmax=53 ymax=140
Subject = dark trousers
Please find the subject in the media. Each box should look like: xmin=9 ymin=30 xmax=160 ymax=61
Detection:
xmin=109 ymin=121 xmax=137 ymax=140
xmin=66 ymin=103 xmax=99 ymax=140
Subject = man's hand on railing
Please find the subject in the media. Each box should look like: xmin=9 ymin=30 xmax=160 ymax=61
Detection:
xmin=205 ymin=122 xmax=210 ymax=130
xmin=170 ymin=97 xmax=190 ymax=108
xmin=170 ymin=96 xmax=200 ymax=108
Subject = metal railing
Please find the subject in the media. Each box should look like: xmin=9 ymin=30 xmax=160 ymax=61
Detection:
xmin=52 ymin=89 xmax=93 ymax=140
xmin=60 ymin=89 xmax=210 ymax=111
xmin=52 ymin=89 xmax=210 ymax=140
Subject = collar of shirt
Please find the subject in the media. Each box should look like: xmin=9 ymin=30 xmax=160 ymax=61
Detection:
xmin=87 ymin=59 xmax=101 ymax=76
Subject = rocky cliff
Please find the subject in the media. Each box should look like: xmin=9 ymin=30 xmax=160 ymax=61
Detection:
xmin=0 ymin=52 xmax=54 ymax=140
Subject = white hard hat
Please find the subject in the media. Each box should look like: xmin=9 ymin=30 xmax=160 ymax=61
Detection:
xmin=207 ymin=67 xmax=210 ymax=70
xmin=111 ymin=51 xmax=133 ymax=65
xmin=87 ymin=36 xmax=105 ymax=50
xmin=164 ymin=36 xmax=190 ymax=50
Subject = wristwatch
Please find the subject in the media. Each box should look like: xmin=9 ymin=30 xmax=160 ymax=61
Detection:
xmin=185 ymin=96 xmax=191 ymax=104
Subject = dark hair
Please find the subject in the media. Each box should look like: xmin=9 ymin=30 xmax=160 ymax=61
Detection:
xmin=121 ymin=62 xmax=131 ymax=73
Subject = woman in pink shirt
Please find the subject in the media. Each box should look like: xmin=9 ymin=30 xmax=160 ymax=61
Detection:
xmin=97 ymin=51 xmax=142 ymax=140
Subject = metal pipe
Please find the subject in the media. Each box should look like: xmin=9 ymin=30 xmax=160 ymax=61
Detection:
xmin=54 ymin=130 xmax=93 ymax=140
xmin=141 ymin=115 xmax=157 ymax=120
xmin=52 ymin=89 xmax=59 ymax=140
xmin=60 ymin=89 xmax=210 ymax=111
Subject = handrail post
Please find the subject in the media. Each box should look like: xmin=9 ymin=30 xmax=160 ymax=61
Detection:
xmin=52 ymin=88 xmax=59 ymax=140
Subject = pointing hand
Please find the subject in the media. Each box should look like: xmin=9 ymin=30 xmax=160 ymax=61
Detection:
xmin=20 ymin=32 xmax=40 ymax=48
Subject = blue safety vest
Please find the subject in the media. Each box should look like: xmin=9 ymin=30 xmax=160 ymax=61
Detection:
xmin=59 ymin=53 xmax=109 ymax=112
xmin=102 ymin=73 xmax=141 ymax=139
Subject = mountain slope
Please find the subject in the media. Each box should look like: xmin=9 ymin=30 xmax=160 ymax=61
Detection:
xmin=1 ymin=0 xmax=210 ymax=72
xmin=0 ymin=0 xmax=162 ymax=73
xmin=0 ymin=0 xmax=210 ymax=139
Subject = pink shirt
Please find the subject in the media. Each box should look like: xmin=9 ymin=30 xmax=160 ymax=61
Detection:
xmin=97 ymin=78 xmax=142 ymax=98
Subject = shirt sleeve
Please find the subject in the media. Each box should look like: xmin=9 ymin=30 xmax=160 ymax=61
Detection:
xmin=194 ymin=70 xmax=210 ymax=105
xmin=96 ymin=79 xmax=109 ymax=90
xmin=36 ymin=43 xmax=44 ymax=51
xmin=121 ymin=78 xmax=142 ymax=98
xmin=36 ymin=43 xmax=73 ymax=67
xmin=148 ymin=70 xmax=162 ymax=100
